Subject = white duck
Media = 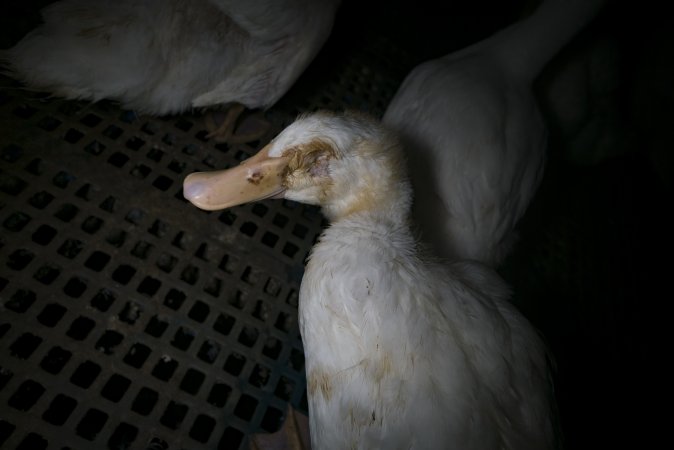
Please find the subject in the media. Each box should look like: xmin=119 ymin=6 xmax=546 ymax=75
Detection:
xmin=383 ymin=0 xmax=605 ymax=266
xmin=2 ymin=0 xmax=340 ymax=141
xmin=183 ymin=111 xmax=558 ymax=449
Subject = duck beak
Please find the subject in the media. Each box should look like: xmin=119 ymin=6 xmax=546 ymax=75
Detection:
xmin=183 ymin=144 xmax=289 ymax=211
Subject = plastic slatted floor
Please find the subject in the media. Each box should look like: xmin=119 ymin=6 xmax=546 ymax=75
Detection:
xmin=0 ymin=34 xmax=407 ymax=450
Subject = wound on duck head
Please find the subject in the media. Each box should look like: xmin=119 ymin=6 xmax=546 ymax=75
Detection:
xmin=183 ymin=110 xmax=412 ymax=222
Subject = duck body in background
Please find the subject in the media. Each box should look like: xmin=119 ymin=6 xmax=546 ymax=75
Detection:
xmin=2 ymin=0 xmax=339 ymax=124
xmin=183 ymin=111 xmax=559 ymax=449
xmin=384 ymin=0 xmax=605 ymax=266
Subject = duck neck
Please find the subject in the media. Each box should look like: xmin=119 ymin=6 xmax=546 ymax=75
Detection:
xmin=322 ymin=177 xmax=413 ymax=227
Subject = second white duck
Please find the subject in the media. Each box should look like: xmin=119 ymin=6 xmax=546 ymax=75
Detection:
xmin=3 ymin=0 xmax=340 ymax=140
xmin=384 ymin=0 xmax=605 ymax=266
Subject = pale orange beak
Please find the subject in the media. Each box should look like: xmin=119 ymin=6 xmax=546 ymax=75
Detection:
xmin=183 ymin=144 xmax=289 ymax=211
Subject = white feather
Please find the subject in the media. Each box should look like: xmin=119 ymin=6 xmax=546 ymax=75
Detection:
xmin=3 ymin=0 xmax=339 ymax=114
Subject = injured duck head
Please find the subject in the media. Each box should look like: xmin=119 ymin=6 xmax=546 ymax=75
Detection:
xmin=183 ymin=111 xmax=412 ymax=221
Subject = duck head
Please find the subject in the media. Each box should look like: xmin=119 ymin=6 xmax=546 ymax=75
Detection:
xmin=183 ymin=111 xmax=411 ymax=221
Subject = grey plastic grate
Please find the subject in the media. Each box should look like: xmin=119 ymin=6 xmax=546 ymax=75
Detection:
xmin=0 ymin=28 xmax=409 ymax=450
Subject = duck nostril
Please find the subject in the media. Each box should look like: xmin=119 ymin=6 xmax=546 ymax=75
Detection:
xmin=247 ymin=171 xmax=264 ymax=185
